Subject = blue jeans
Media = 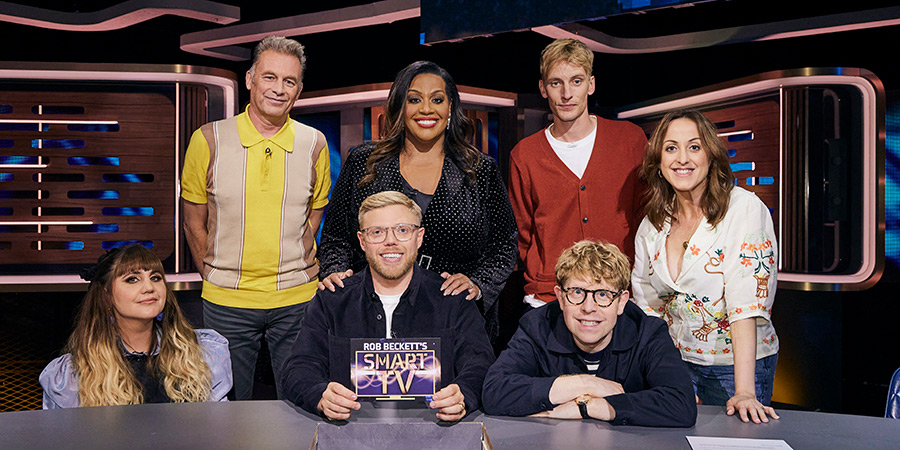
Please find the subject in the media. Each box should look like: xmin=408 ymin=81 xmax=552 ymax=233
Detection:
xmin=685 ymin=353 xmax=778 ymax=406
xmin=203 ymin=300 xmax=308 ymax=400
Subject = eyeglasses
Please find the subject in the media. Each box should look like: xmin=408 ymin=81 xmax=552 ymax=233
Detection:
xmin=561 ymin=286 xmax=622 ymax=308
xmin=359 ymin=224 xmax=421 ymax=243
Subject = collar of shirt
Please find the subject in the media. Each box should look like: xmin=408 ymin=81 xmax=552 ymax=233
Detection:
xmin=362 ymin=264 xmax=423 ymax=309
xmin=236 ymin=106 xmax=295 ymax=152
xmin=545 ymin=301 xmax=639 ymax=356
xmin=578 ymin=346 xmax=611 ymax=373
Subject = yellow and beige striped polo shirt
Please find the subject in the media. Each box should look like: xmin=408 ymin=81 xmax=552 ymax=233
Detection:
xmin=181 ymin=110 xmax=330 ymax=309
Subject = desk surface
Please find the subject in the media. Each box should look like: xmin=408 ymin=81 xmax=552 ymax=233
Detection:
xmin=2 ymin=401 xmax=899 ymax=449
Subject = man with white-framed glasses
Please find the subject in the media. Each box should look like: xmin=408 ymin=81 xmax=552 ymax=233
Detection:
xmin=281 ymin=191 xmax=494 ymax=422
xmin=483 ymin=240 xmax=696 ymax=427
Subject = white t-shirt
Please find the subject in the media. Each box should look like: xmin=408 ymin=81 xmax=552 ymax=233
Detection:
xmin=523 ymin=294 xmax=547 ymax=309
xmin=545 ymin=119 xmax=597 ymax=179
xmin=377 ymin=292 xmax=403 ymax=339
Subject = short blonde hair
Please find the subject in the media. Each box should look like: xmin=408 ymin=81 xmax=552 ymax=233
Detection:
xmin=555 ymin=240 xmax=630 ymax=292
xmin=540 ymin=38 xmax=593 ymax=81
xmin=358 ymin=191 xmax=422 ymax=226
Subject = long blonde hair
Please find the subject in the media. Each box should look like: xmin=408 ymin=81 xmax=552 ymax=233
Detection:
xmin=67 ymin=244 xmax=211 ymax=406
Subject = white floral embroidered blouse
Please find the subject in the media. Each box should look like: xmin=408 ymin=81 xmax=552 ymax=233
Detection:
xmin=631 ymin=187 xmax=779 ymax=366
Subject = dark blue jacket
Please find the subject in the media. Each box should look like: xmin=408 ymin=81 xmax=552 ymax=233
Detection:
xmin=281 ymin=265 xmax=496 ymax=415
xmin=482 ymin=301 xmax=697 ymax=427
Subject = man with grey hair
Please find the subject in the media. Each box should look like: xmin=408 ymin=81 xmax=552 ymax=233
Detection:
xmin=181 ymin=35 xmax=331 ymax=399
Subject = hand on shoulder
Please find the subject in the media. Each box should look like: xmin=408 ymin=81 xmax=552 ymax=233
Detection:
xmin=318 ymin=269 xmax=354 ymax=292
xmin=440 ymin=272 xmax=480 ymax=300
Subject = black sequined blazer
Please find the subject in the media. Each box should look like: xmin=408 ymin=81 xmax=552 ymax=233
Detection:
xmin=319 ymin=143 xmax=518 ymax=340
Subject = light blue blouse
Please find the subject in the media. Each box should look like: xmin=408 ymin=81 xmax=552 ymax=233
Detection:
xmin=39 ymin=329 xmax=233 ymax=408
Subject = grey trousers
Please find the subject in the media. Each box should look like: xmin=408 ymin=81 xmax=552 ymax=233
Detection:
xmin=203 ymin=299 xmax=308 ymax=400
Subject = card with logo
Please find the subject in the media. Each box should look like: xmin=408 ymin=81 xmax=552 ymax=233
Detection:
xmin=351 ymin=338 xmax=441 ymax=399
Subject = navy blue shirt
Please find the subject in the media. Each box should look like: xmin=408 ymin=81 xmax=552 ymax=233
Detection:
xmin=281 ymin=265 xmax=496 ymax=415
xmin=482 ymin=301 xmax=697 ymax=427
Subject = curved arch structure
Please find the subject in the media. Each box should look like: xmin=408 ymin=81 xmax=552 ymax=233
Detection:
xmin=179 ymin=0 xmax=420 ymax=61
xmin=0 ymin=0 xmax=239 ymax=32
xmin=533 ymin=6 xmax=900 ymax=54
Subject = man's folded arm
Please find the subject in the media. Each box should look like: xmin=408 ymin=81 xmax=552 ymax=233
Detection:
xmin=604 ymin=324 xmax=697 ymax=427
xmin=482 ymin=327 xmax=557 ymax=416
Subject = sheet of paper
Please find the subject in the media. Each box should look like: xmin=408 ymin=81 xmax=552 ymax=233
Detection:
xmin=686 ymin=436 xmax=793 ymax=450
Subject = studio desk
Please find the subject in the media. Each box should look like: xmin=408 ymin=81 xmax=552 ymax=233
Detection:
xmin=2 ymin=400 xmax=899 ymax=449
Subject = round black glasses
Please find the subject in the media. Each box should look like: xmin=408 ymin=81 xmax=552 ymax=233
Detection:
xmin=561 ymin=286 xmax=622 ymax=308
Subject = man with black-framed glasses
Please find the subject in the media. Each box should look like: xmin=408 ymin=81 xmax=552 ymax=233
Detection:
xmin=482 ymin=240 xmax=696 ymax=427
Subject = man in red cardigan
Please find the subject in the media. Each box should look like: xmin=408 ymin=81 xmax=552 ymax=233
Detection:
xmin=508 ymin=38 xmax=647 ymax=308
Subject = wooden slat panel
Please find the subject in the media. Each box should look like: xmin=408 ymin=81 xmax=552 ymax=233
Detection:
xmin=369 ymin=106 xmax=385 ymax=141
xmin=178 ymin=84 xmax=209 ymax=272
xmin=0 ymin=91 xmax=175 ymax=267
xmin=703 ymin=101 xmax=781 ymax=226
xmin=464 ymin=110 xmax=490 ymax=154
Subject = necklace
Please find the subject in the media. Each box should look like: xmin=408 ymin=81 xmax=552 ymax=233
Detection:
xmin=668 ymin=214 xmax=702 ymax=253
xmin=666 ymin=231 xmax=691 ymax=250
xmin=120 ymin=335 xmax=149 ymax=355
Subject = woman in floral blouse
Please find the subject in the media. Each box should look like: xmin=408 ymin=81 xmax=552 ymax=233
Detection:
xmin=631 ymin=109 xmax=779 ymax=424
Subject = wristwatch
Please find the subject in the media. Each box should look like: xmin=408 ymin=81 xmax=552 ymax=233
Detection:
xmin=576 ymin=394 xmax=591 ymax=420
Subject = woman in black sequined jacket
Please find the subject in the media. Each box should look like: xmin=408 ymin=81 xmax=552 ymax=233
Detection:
xmin=317 ymin=61 xmax=517 ymax=341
